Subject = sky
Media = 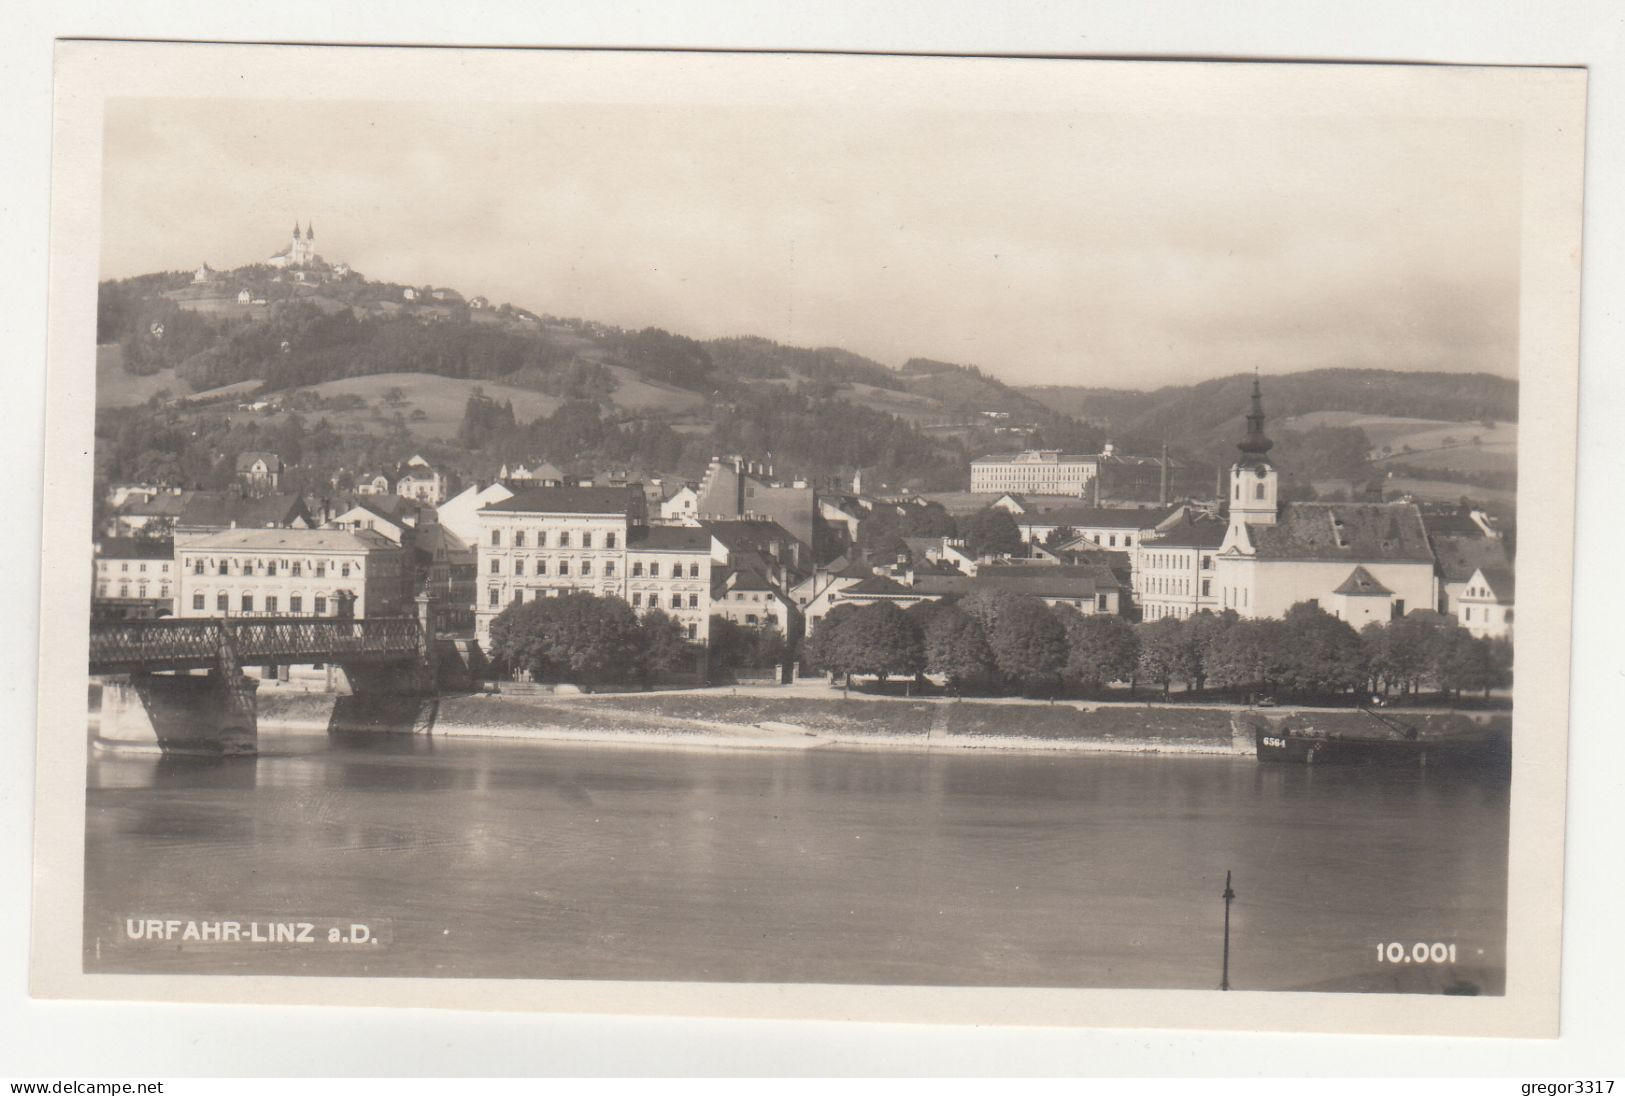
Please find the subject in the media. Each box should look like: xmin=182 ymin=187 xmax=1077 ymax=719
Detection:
xmin=100 ymin=95 xmax=1522 ymax=389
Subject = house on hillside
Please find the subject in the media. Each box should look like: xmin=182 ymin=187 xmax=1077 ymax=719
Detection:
xmin=235 ymin=451 xmax=283 ymax=491
xmin=396 ymin=455 xmax=452 ymax=504
xmin=1458 ymin=566 xmax=1514 ymax=638
xmin=354 ymin=471 xmax=394 ymax=496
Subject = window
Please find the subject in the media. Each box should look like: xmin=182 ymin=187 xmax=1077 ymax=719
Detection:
xmin=514 ymin=559 xmax=525 ymax=576
xmin=515 ymin=531 xmax=526 ymax=547
xmin=219 ymin=561 xmax=230 ymax=576
xmin=745 ymin=614 xmax=758 ymax=625
xmin=193 ymin=560 xmax=204 ymax=575
xmin=514 ymin=590 xmax=523 ymax=604
xmin=241 ymin=594 xmax=254 ymax=612
xmin=606 ymin=532 xmax=617 ymax=549
xmin=536 ymin=559 xmax=547 ymax=576
xmin=341 ymin=563 xmax=352 ymax=577
xmin=1201 ymin=579 xmax=1211 ymax=597
xmin=121 ymin=563 xmax=129 ymax=572
xmin=559 ymin=532 xmax=571 ymax=548
xmin=1234 ymin=481 xmax=1240 ymax=500
xmin=671 ymin=593 xmax=682 ymax=609
xmin=1108 ymin=535 xmax=1117 ymax=547
xmin=291 ymin=595 xmax=302 ymax=613
xmin=1097 ymin=593 xmax=1109 ymax=611
xmin=192 ymin=593 xmax=205 ymax=610
xmin=633 ymin=561 xmax=643 ymax=577
xmin=605 ymin=561 xmax=615 ymax=577
xmin=267 ymin=562 xmax=277 ymax=577
xmin=1124 ymin=536 xmax=1133 ymax=546
xmin=688 ymin=594 xmax=699 ymax=608
xmin=316 ymin=562 xmax=327 ymax=577
xmin=490 ymin=558 xmax=501 ymax=574
xmin=689 ymin=562 xmax=700 ymax=578
xmin=315 ymin=596 xmax=328 ymax=615
xmin=558 ymin=560 xmax=569 ymax=576
xmin=583 ymin=533 xmax=593 ymax=549
xmin=491 ymin=530 xmax=501 ymax=547
xmin=650 ymin=562 xmax=660 ymax=578
xmin=159 ymin=584 xmax=168 ymax=598
xmin=119 ymin=584 xmax=129 ymax=598
xmin=217 ymin=592 xmax=228 ymax=611
xmin=266 ymin=595 xmax=278 ymax=613
xmin=686 ymin=623 xmax=697 ymax=639
xmin=97 ymin=584 xmax=107 ymax=597
xmin=1255 ymin=483 xmax=1265 ymax=500
xmin=632 ymin=592 xmax=642 ymax=607
xmin=1392 ymin=599 xmax=1405 ymax=620
xmin=489 ymin=589 xmax=500 ymax=607
xmin=292 ymin=562 xmax=302 ymax=577
xmin=582 ymin=560 xmax=593 ymax=576
xmin=137 ymin=584 xmax=147 ymax=598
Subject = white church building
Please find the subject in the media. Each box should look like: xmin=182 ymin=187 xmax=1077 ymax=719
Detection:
xmin=1212 ymin=379 xmax=1437 ymax=623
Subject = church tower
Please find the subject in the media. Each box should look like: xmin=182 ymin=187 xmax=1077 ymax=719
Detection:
xmin=1229 ymin=376 xmax=1279 ymax=529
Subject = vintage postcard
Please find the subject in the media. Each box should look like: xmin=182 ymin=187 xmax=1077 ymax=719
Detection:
xmin=31 ymin=42 xmax=1584 ymax=1036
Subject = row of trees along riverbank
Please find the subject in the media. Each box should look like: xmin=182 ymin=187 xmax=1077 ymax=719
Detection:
xmin=805 ymin=596 xmax=1512 ymax=705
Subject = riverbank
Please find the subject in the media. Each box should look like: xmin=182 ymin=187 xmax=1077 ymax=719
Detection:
xmin=240 ymin=688 xmax=1247 ymax=756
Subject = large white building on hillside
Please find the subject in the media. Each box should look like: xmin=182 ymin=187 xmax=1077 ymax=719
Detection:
xmin=970 ymin=449 xmax=1099 ymax=495
xmin=1212 ymin=379 xmax=1438 ymax=624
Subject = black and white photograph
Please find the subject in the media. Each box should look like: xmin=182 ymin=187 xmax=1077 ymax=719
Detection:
xmin=28 ymin=42 xmax=1586 ymax=1038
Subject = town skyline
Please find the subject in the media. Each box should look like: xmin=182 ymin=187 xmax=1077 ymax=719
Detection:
xmin=100 ymin=97 xmax=1521 ymax=391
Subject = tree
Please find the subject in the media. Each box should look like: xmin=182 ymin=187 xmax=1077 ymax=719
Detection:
xmin=842 ymin=602 xmax=925 ymax=684
xmin=1183 ymin=610 xmax=1233 ymax=692
xmin=1430 ymin=627 xmax=1506 ymax=700
xmin=638 ymin=608 xmax=693 ymax=683
xmin=923 ymin=605 xmax=997 ymax=691
xmin=806 ymin=603 xmax=864 ymax=685
xmin=1043 ymin=525 xmax=1078 ymax=550
xmin=987 ymin=596 xmax=1067 ymax=692
xmin=1202 ymin=618 xmax=1288 ymax=696
xmin=487 ymin=591 xmax=645 ymax=689
xmin=1277 ymin=602 xmax=1366 ymax=696
xmin=961 ymin=507 xmax=1024 ymax=559
xmin=1057 ymin=608 xmax=1140 ymax=692
xmin=1136 ymin=618 xmax=1194 ymax=698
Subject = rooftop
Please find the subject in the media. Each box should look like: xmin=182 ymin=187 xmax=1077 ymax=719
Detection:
xmin=481 ymin=486 xmax=638 ymax=515
xmin=1332 ymin=565 xmax=1394 ymax=597
xmin=629 ymin=526 xmax=715 ymax=553
xmin=1019 ymin=505 xmax=1179 ymax=530
xmin=178 ymin=492 xmax=309 ymax=530
xmin=96 ymin=537 xmax=175 ymax=560
xmin=1142 ymin=515 xmax=1227 ymax=549
xmin=181 ymin=528 xmax=399 ymax=552
xmin=1247 ymin=502 xmax=1434 ymax=563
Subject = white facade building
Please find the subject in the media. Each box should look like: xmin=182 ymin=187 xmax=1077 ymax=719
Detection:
xmin=175 ymin=528 xmax=407 ymax=619
xmin=970 ymin=449 xmax=1099 ymax=496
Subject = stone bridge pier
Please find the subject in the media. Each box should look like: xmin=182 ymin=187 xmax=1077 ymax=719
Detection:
xmin=97 ymin=670 xmax=260 ymax=757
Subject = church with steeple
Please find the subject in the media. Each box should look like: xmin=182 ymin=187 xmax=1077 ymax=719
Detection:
xmin=1212 ymin=377 xmax=1439 ymax=626
xmin=267 ymin=222 xmax=320 ymax=269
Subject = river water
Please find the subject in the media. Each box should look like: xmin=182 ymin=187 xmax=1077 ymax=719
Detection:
xmin=83 ymin=733 xmax=1509 ymax=993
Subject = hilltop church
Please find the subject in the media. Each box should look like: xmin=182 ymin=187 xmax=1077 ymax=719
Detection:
xmin=267 ymin=222 xmax=321 ymax=269
xmin=1212 ymin=379 xmax=1438 ymax=627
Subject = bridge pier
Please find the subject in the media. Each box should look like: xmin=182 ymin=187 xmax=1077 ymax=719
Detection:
xmin=97 ymin=671 xmax=259 ymax=757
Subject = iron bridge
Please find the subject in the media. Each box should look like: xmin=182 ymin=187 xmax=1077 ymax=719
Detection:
xmin=88 ymin=616 xmax=423 ymax=675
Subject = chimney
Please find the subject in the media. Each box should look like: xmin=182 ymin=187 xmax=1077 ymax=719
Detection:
xmin=1159 ymin=442 xmax=1169 ymax=507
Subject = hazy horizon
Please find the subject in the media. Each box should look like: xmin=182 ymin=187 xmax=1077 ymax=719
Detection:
xmin=100 ymin=95 xmax=1521 ymax=390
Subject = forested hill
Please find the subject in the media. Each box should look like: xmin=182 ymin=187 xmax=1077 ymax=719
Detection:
xmin=1024 ymin=369 xmax=1519 ymax=442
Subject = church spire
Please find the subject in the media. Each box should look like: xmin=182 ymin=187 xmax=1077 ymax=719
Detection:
xmin=306 ymin=222 xmax=314 ymax=240
xmin=1237 ymin=373 xmax=1274 ymax=463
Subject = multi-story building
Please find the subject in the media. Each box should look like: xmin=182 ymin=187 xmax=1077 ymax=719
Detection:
xmin=1133 ymin=515 xmax=1226 ymax=622
xmin=235 ymin=451 xmax=283 ymax=491
xmin=396 ymin=455 xmax=452 ymax=505
xmin=970 ymin=449 xmax=1100 ymax=496
xmin=175 ymin=528 xmax=407 ymax=619
xmin=474 ymin=485 xmax=645 ymax=643
xmin=627 ymin=526 xmax=715 ymax=642
xmin=1457 ymin=566 xmax=1514 ymax=638
xmin=92 ymin=538 xmax=176 ymax=620
xmin=1008 ymin=504 xmax=1182 ymax=551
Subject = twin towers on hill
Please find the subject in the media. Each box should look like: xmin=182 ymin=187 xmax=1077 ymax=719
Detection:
xmin=266 ymin=222 xmax=320 ymax=269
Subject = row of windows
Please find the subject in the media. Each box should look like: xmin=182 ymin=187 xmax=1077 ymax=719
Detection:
xmin=1143 ymin=552 xmax=1210 ymax=570
xmin=490 ymin=557 xmax=615 ymax=577
xmin=97 ymin=584 xmax=169 ymax=599
xmin=189 ymin=592 xmax=334 ymax=614
xmin=1071 ymin=531 xmax=1133 ymax=548
xmin=486 ymin=587 xmax=703 ymax=613
xmin=1463 ymin=606 xmax=1513 ymax=623
xmin=187 ymin=558 xmax=355 ymax=578
xmin=489 ymin=529 xmax=618 ymax=549
xmin=99 ymin=561 xmax=171 ymax=573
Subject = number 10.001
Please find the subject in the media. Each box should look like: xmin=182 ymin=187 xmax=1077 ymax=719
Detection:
xmin=1376 ymin=942 xmax=1457 ymax=964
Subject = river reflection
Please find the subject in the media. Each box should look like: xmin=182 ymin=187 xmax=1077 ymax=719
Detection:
xmin=84 ymin=733 xmax=1508 ymax=993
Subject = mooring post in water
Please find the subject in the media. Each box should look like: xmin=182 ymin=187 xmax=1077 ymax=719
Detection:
xmin=1221 ymin=869 xmax=1236 ymax=991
